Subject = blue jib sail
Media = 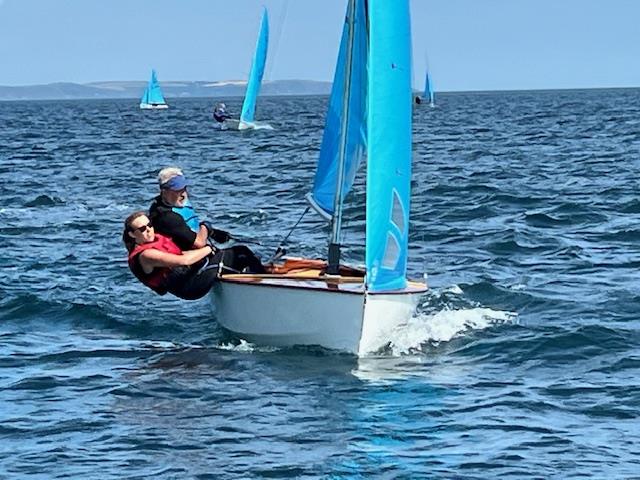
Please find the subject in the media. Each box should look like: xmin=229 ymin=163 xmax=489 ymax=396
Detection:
xmin=240 ymin=8 xmax=269 ymax=124
xmin=141 ymin=69 xmax=166 ymax=105
xmin=307 ymin=0 xmax=367 ymax=218
xmin=366 ymin=0 xmax=412 ymax=292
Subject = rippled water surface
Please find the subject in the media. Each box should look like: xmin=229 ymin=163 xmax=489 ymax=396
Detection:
xmin=1 ymin=90 xmax=640 ymax=478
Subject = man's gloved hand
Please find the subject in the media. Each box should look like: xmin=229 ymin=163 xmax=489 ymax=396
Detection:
xmin=201 ymin=221 xmax=231 ymax=243
xmin=211 ymin=229 xmax=231 ymax=243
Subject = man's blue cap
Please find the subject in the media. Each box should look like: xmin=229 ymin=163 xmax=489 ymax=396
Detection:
xmin=161 ymin=175 xmax=189 ymax=191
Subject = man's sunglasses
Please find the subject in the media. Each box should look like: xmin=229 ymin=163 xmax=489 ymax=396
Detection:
xmin=130 ymin=222 xmax=153 ymax=233
xmin=164 ymin=187 xmax=187 ymax=194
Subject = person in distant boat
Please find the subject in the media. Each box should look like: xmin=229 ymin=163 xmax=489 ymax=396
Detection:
xmin=124 ymin=211 xmax=219 ymax=300
xmin=148 ymin=167 xmax=266 ymax=272
xmin=414 ymin=96 xmax=422 ymax=105
xmin=213 ymin=102 xmax=232 ymax=124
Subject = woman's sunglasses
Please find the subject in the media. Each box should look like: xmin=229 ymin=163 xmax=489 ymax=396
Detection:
xmin=130 ymin=222 xmax=153 ymax=233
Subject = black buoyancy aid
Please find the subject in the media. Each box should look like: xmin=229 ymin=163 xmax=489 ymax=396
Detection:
xmin=150 ymin=196 xmax=201 ymax=233
xmin=128 ymin=234 xmax=182 ymax=295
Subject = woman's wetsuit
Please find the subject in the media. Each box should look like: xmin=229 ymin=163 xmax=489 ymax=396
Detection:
xmin=129 ymin=237 xmax=266 ymax=300
xmin=165 ymin=245 xmax=266 ymax=300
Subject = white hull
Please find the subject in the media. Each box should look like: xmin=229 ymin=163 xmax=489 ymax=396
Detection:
xmin=210 ymin=263 xmax=426 ymax=355
xmin=238 ymin=120 xmax=274 ymax=131
xmin=140 ymin=103 xmax=169 ymax=110
xmin=215 ymin=119 xmax=241 ymax=131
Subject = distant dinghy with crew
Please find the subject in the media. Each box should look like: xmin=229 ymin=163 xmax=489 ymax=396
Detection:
xmin=422 ymin=70 xmax=435 ymax=107
xmin=415 ymin=63 xmax=435 ymax=107
xmin=140 ymin=69 xmax=169 ymax=110
xmin=213 ymin=8 xmax=273 ymax=131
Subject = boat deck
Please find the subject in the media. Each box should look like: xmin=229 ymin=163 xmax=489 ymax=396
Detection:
xmin=219 ymin=258 xmax=428 ymax=295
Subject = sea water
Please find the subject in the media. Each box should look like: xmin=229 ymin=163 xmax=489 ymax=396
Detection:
xmin=1 ymin=90 xmax=639 ymax=478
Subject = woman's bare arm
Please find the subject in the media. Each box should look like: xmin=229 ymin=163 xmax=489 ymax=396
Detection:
xmin=139 ymin=245 xmax=213 ymax=273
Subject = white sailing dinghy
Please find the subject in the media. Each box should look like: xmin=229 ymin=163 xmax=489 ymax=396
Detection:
xmin=224 ymin=8 xmax=272 ymax=131
xmin=139 ymin=69 xmax=168 ymax=110
xmin=211 ymin=0 xmax=427 ymax=355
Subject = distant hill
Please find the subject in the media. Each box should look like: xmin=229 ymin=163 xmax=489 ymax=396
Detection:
xmin=0 ymin=79 xmax=332 ymax=101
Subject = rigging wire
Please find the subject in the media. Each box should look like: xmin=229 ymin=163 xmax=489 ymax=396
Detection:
xmin=267 ymin=205 xmax=310 ymax=263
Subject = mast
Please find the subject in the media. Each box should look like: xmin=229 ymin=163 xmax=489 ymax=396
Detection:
xmin=327 ymin=0 xmax=358 ymax=275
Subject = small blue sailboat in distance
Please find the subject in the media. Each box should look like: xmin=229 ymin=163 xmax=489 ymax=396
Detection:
xmin=140 ymin=69 xmax=168 ymax=110
xmin=424 ymin=70 xmax=435 ymax=107
xmin=238 ymin=8 xmax=272 ymax=130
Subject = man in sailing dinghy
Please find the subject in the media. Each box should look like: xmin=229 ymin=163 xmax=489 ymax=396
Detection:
xmin=148 ymin=167 xmax=265 ymax=275
xmin=213 ymin=102 xmax=232 ymax=124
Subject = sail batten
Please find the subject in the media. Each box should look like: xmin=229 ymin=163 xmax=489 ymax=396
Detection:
xmin=365 ymin=0 xmax=412 ymax=292
xmin=240 ymin=8 xmax=269 ymax=124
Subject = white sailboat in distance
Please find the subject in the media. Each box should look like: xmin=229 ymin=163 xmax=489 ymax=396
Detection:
xmin=211 ymin=0 xmax=426 ymax=355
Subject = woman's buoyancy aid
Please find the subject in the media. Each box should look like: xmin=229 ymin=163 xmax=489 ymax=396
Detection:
xmin=128 ymin=233 xmax=182 ymax=295
xmin=173 ymin=199 xmax=200 ymax=233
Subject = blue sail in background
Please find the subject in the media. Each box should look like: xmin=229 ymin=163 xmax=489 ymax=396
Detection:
xmin=307 ymin=0 xmax=368 ymax=218
xmin=141 ymin=69 xmax=167 ymax=105
xmin=424 ymin=71 xmax=434 ymax=105
xmin=240 ymin=8 xmax=269 ymax=124
xmin=366 ymin=0 xmax=412 ymax=292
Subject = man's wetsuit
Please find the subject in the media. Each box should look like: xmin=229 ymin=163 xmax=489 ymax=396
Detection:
xmin=149 ymin=195 xmax=200 ymax=251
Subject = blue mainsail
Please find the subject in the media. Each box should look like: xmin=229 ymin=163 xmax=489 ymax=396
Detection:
xmin=424 ymin=71 xmax=434 ymax=105
xmin=307 ymin=0 xmax=368 ymax=218
xmin=141 ymin=69 xmax=166 ymax=105
xmin=365 ymin=0 xmax=412 ymax=292
xmin=240 ymin=8 xmax=269 ymax=124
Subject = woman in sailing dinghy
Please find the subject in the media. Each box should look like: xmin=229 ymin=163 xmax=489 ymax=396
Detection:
xmin=124 ymin=211 xmax=220 ymax=300
xmin=124 ymin=210 xmax=265 ymax=300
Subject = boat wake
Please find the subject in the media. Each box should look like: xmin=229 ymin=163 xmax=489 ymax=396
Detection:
xmin=383 ymin=305 xmax=517 ymax=356
xmin=216 ymin=339 xmax=278 ymax=353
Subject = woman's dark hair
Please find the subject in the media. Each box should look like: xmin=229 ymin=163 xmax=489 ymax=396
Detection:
xmin=123 ymin=210 xmax=148 ymax=253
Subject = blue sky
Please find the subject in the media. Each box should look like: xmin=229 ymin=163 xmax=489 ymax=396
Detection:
xmin=0 ymin=0 xmax=639 ymax=91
